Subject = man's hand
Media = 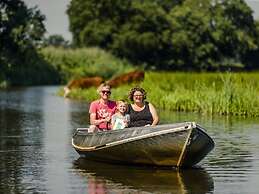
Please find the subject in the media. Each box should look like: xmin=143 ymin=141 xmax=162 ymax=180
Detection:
xmin=104 ymin=116 xmax=111 ymax=122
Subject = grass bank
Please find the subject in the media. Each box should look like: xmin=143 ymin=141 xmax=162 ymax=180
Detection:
xmin=40 ymin=47 xmax=135 ymax=83
xmin=67 ymin=72 xmax=259 ymax=117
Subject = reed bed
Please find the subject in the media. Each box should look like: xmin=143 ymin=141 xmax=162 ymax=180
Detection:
xmin=144 ymin=72 xmax=259 ymax=116
xmin=68 ymin=72 xmax=259 ymax=117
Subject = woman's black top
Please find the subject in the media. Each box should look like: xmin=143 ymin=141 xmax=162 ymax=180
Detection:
xmin=127 ymin=102 xmax=153 ymax=127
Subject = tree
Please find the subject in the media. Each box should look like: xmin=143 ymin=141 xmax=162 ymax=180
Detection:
xmin=42 ymin=34 xmax=70 ymax=48
xmin=67 ymin=0 xmax=132 ymax=47
xmin=0 ymin=0 xmax=51 ymax=85
xmin=111 ymin=1 xmax=170 ymax=67
xmin=164 ymin=0 xmax=259 ymax=70
xmin=67 ymin=0 xmax=259 ymax=71
xmin=0 ymin=0 xmax=58 ymax=85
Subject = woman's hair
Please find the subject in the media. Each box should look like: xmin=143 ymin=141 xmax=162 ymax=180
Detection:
xmin=97 ymin=82 xmax=111 ymax=93
xmin=128 ymin=86 xmax=147 ymax=101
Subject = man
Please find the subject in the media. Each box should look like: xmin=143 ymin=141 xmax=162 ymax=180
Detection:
xmin=88 ymin=83 xmax=116 ymax=132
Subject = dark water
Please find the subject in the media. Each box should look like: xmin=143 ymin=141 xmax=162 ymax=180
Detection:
xmin=0 ymin=86 xmax=258 ymax=194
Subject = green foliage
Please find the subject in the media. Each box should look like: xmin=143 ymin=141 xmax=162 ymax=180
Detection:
xmin=111 ymin=1 xmax=170 ymax=67
xmin=67 ymin=0 xmax=132 ymax=47
xmin=42 ymin=34 xmax=70 ymax=48
xmin=0 ymin=0 xmax=57 ymax=85
xmin=40 ymin=47 xmax=135 ymax=83
xmin=146 ymin=72 xmax=259 ymax=116
xmin=67 ymin=0 xmax=259 ymax=71
xmin=68 ymin=72 xmax=259 ymax=117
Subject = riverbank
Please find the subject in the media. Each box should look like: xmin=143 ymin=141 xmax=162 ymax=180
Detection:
xmin=40 ymin=47 xmax=135 ymax=83
xmin=66 ymin=71 xmax=259 ymax=117
xmin=0 ymin=47 xmax=135 ymax=87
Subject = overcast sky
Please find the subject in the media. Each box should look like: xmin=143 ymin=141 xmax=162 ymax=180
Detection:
xmin=23 ymin=0 xmax=259 ymax=41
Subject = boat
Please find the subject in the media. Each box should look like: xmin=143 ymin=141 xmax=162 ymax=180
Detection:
xmin=72 ymin=122 xmax=215 ymax=167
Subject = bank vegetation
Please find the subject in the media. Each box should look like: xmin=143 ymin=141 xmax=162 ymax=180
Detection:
xmin=67 ymin=71 xmax=259 ymax=117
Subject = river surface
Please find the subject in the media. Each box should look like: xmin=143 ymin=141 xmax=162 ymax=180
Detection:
xmin=0 ymin=86 xmax=258 ymax=194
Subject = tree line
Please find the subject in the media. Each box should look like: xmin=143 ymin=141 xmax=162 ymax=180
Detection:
xmin=67 ymin=0 xmax=259 ymax=71
xmin=1 ymin=0 xmax=259 ymax=87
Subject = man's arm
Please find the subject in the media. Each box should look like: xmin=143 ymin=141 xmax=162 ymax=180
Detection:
xmin=90 ymin=112 xmax=110 ymax=126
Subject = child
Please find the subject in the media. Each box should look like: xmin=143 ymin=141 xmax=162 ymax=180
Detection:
xmin=111 ymin=100 xmax=130 ymax=130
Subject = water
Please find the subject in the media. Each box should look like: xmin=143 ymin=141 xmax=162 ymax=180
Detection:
xmin=0 ymin=86 xmax=258 ymax=194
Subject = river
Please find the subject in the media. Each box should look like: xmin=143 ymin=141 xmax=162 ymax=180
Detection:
xmin=0 ymin=86 xmax=258 ymax=194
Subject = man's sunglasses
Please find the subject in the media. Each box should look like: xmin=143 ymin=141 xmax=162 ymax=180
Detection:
xmin=101 ymin=90 xmax=111 ymax=95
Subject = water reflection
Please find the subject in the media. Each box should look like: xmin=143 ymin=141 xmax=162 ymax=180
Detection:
xmin=68 ymin=100 xmax=89 ymax=129
xmin=73 ymin=158 xmax=214 ymax=194
xmin=1 ymin=86 xmax=259 ymax=194
xmin=0 ymin=87 xmax=46 ymax=193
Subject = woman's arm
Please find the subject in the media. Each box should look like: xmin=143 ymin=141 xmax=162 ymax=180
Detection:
xmin=149 ymin=103 xmax=159 ymax=126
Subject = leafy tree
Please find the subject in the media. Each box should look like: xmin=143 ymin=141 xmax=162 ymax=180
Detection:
xmin=67 ymin=0 xmax=259 ymax=71
xmin=67 ymin=0 xmax=132 ymax=47
xmin=111 ymin=1 xmax=170 ymax=67
xmin=0 ymin=0 xmax=59 ymax=85
xmin=42 ymin=34 xmax=70 ymax=48
xmin=214 ymin=0 xmax=259 ymax=70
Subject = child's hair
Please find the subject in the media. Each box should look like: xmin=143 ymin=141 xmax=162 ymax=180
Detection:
xmin=116 ymin=100 xmax=128 ymax=112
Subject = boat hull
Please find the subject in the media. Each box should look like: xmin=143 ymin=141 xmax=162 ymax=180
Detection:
xmin=72 ymin=122 xmax=214 ymax=167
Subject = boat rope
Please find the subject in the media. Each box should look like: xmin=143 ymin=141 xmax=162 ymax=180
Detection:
xmin=176 ymin=127 xmax=193 ymax=167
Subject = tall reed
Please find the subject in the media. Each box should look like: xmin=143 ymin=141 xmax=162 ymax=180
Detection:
xmin=68 ymin=72 xmax=259 ymax=117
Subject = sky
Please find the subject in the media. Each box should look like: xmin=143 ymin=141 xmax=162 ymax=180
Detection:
xmin=23 ymin=0 xmax=259 ymax=41
xmin=23 ymin=0 xmax=72 ymax=40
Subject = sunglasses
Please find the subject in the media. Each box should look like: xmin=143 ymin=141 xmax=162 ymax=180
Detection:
xmin=101 ymin=90 xmax=111 ymax=95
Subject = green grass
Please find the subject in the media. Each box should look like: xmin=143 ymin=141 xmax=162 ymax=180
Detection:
xmin=40 ymin=46 xmax=136 ymax=83
xmin=67 ymin=71 xmax=259 ymax=117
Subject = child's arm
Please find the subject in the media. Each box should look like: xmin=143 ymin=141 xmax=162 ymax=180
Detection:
xmin=111 ymin=115 xmax=116 ymax=129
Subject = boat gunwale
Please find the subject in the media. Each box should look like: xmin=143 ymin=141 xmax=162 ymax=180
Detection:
xmin=72 ymin=124 xmax=193 ymax=152
xmin=74 ymin=122 xmax=196 ymax=136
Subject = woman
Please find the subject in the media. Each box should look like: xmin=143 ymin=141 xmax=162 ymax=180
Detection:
xmin=127 ymin=87 xmax=159 ymax=127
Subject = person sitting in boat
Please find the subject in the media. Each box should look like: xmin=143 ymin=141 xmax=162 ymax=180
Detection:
xmin=111 ymin=100 xmax=130 ymax=130
xmin=88 ymin=83 xmax=116 ymax=132
xmin=127 ymin=86 xmax=159 ymax=127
